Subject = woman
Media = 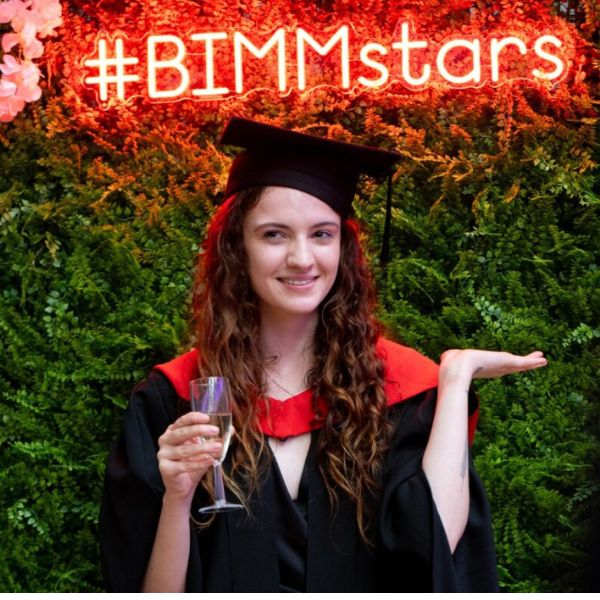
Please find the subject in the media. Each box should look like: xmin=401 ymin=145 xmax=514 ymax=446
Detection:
xmin=99 ymin=117 xmax=547 ymax=592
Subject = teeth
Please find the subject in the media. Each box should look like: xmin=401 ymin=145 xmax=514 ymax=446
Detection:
xmin=280 ymin=278 xmax=314 ymax=285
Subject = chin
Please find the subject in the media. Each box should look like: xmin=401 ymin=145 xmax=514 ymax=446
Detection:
xmin=260 ymin=298 xmax=322 ymax=320
xmin=280 ymin=302 xmax=321 ymax=317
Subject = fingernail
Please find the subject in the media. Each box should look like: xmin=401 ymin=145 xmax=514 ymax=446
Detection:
xmin=207 ymin=426 xmax=219 ymax=435
xmin=210 ymin=443 xmax=222 ymax=450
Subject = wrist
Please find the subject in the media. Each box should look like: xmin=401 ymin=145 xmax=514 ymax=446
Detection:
xmin=438 ymin=369 xmax=473 ymax=394
xmin=438 ymin=350 xmax=477 ymax=387
xmin=438 ymin=365 xmax=473 ymax=389
xmin=162 ymin=490 xmax=195 ymax=513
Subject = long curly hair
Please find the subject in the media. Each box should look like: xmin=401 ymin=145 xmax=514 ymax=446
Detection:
xmin=191 ymin=187 xmax=392 ymax=542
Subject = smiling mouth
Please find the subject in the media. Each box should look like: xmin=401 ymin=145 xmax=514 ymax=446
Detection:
xmin=277 ymin=277 xmax=318 ymax=286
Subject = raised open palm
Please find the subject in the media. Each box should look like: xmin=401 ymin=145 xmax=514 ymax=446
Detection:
xmin=439 ymin=349 xmax=547 ymax=382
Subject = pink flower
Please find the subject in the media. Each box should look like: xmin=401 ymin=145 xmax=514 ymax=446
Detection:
xmin=10 ymin=0 xmax=62 ymax=38
xmin=30 ymin=0 xmax=62 ymax=37
xmin=0 ymin=54 xmax=23 ymax=76
xmin=15 ymin=62 xmax=42 ymax=101
xmin=0 ymin=77 xmax=18 ymax=97
xmin=0 ymin=56 xmax=42 ymax=102
xmin=2 ymin=22 xmax=44 ymax=58
xmin=0 ymin=0 xmax=30 ymax=25
xmin=0 ymin=0 xmax=61 ymax=121
xmin=0 ymin=92 xmax=25 ymax=122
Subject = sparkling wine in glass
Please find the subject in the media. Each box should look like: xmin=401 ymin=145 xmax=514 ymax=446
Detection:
xmin=190 ymin=376 xmax=243 ymax=513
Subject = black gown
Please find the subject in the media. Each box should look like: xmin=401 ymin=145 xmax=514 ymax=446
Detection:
xmin=99 ymin=370 xmax=499 ymax=592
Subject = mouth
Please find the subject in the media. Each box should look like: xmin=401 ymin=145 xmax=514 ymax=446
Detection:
xmin=277 ymin=276 xmax=319 ymax=287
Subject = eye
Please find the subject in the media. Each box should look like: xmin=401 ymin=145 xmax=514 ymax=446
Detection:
xmin=262 ymin=229 xmax=286 ymax=240
xmin=313 ymin=229 xmax=335 ymax=240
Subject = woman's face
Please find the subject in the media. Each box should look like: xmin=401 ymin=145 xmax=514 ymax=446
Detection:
xmin=242 ymin=186 xmax=341 ymax=323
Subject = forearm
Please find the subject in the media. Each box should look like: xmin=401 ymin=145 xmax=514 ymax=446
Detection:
xmin=422 ymin=347 xmax=547 ymax=553
xmin=141 ymin=494 xmax=192 ymax=592
xmin=421 ymin=379 xmax=470 ymax=553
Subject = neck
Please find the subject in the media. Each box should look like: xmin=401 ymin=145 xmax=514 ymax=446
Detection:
xmin=258 ymin=310 xmax=317 ymax=398
xmin=258 ymin=311 xmax=317 ymax=363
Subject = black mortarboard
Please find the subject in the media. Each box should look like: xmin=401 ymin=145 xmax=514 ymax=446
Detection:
xmin=220 ymin=117 xmax=400 ymax=225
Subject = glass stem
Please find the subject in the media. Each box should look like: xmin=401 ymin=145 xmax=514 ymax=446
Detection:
xmin=213 ymin=462 xmax=226 ymax=504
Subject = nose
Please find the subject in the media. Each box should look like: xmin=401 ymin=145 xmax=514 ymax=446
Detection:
xmin=286 ymin=237 xmax=314 ymax=270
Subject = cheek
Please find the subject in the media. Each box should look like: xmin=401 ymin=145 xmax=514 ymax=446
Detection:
xmin=329 ymin=242 xmax=342 ymax=269
xmin=319 ymin=244 xmax=341 ymax=282
xmin=245 ymin=250 xmax=263 ymax=288
xmin=245 ymin=260 xmax=266 ymax=300
xmin=331 ymin=244 xmax=343 ymax=284
xmin=245 ymin=243 xmax=281 ymax=286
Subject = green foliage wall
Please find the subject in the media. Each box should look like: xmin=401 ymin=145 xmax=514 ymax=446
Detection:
xmin=1 ymin=0 xmax=598 ymax=592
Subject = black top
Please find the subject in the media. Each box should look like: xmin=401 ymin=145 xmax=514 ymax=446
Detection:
xmin=271 ymin=449 xmax=310 ymax=592
xmin=99 ymin=371 xmax=499 ymax=592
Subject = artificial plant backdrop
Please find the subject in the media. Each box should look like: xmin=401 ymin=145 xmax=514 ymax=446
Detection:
xmin=1 ymin=0 xmax=599 ymax=592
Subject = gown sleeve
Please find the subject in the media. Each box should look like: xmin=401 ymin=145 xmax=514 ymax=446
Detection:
xmin=377 ymin=388 xmax=499 ymax=592
xmin=98 ymin=371 xmax=204 ymax=592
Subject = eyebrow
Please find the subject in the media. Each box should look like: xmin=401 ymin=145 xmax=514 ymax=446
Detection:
xmin=254 ymin=221 xmax=340 ymax=231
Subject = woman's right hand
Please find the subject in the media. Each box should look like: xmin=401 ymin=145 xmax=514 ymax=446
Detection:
xmin=157 ymin=411 xmax=223 ymax=505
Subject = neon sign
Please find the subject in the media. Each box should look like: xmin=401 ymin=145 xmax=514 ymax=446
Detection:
xmin=80 ymin=22 xmax=571 ymax=105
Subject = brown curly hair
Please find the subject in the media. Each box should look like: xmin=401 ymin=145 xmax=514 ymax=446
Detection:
xmin=191 ymin=187 xmax=392 ymax=542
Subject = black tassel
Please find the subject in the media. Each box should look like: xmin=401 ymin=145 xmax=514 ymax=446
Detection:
xmin=380 ymin=172 xmax=393 ymax=265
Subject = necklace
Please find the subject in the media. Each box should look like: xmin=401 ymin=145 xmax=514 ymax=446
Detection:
xmin=267 ymin=373 xmax=304 ymax=398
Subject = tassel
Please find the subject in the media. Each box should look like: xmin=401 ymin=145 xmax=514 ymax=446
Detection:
xmin=380 ymin=172 xmax=393 ymax=265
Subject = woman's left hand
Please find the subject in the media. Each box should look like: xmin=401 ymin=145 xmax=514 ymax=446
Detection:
xmin=439 ymin=349 xmax=548 ymax=384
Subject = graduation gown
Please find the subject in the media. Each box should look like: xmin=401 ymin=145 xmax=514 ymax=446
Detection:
xmin=99 ymin=338 xmax=499 ymax=592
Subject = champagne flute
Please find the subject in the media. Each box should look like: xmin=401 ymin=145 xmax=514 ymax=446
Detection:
xmin=190 ymin=376 xmax=243 ymax=513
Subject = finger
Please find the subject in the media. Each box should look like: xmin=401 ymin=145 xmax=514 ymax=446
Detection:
xmin=161 ymin=442 xmax=222 ymax=463
xmin=161 ymin=422 xmax=220 ymax=448
xmin=159 ymin=440 xmax=222 ymax=461
xmin=162 ymin=413 xmax=210 ymax=441
xmin=519 ymin=352 xmax=547 ymax=368
xmin=507 ymin=360 xmax=546 ymax=375
xmin=472 ymin=356 xmax=548 ymax=379
xmin=160 ymin=456 xmax=215 ymax=479
xmin=189 ymin=423 xmax=226 ymax=443
xmin=519 ymin=350 xmax=545 ymax=360
xmin=171 ymin=411 xmax=211 ymax=428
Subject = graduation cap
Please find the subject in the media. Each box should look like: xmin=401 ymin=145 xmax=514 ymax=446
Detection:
xmin=220 ymin=117 xmax=400 ymax=263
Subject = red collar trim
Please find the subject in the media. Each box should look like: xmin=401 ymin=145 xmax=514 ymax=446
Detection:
xmin=153 ymin=338 xmax=477 ymax=442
